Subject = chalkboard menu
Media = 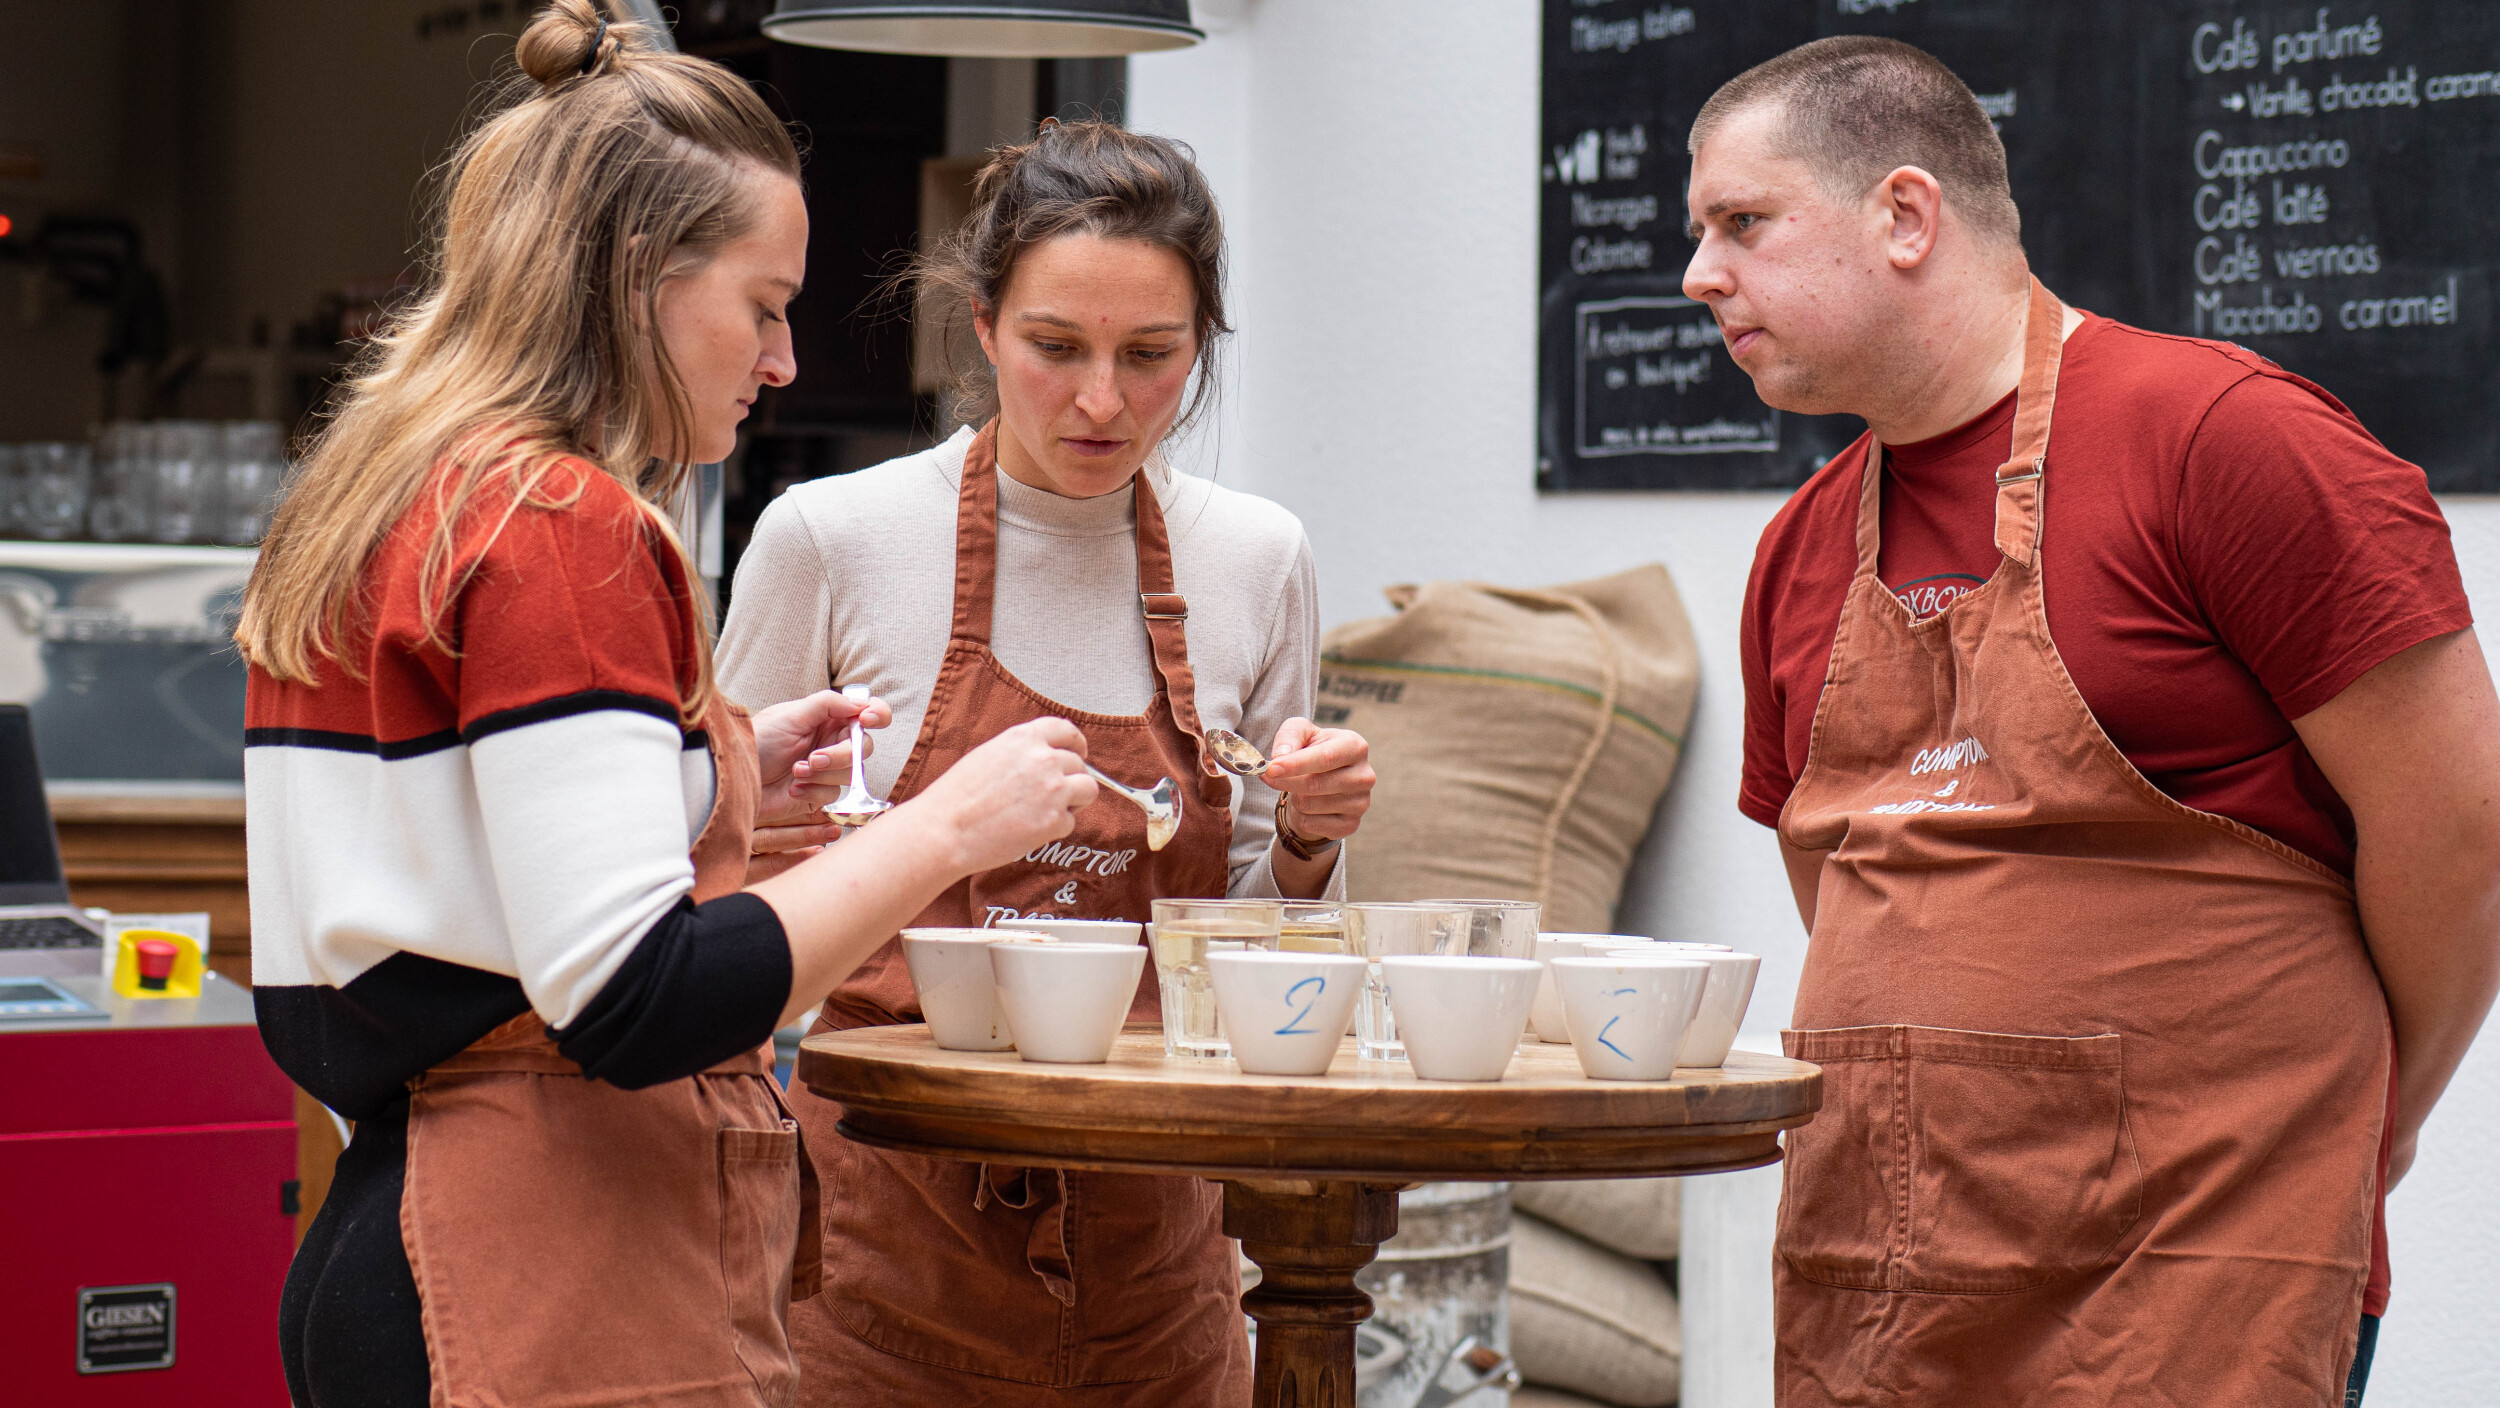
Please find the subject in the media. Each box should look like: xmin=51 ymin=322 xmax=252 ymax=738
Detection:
xmin=1539 ymin=2 xmax=2500 ymax=492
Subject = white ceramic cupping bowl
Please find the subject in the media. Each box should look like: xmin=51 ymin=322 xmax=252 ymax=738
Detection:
xmin=1009 ymin=918 xmax=1145 ymax=946
xmin=1207 ymin=951 xmax=1367 ymax=1076
xmin=1607 ymin=948 xmax=1760 ymax=1068
xmin=900 ymin=928 xmax=1052 ymax=1052
xmin=1379 ymin=955 xmax=1543 ymax=1081
xmin=989 ymin=941 xmax=1148 ymax=1064
xmin=1550 ymin=955 xmax=1712 ymax=1080
xmin=1531 ymin=934 xmax=1649 ymax=1043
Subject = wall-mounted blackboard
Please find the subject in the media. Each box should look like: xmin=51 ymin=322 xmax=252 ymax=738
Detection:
xmin=1539 ymin=1 xmax=2500 ymax=493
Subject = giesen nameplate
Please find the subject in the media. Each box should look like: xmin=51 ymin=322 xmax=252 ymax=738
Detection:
xmin=78 ymin=1283 xmax=175 ymax=1374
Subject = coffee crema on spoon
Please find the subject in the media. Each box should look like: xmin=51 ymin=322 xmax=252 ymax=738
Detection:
xmin=1202 ymin=728 xmax=1270 ymax=777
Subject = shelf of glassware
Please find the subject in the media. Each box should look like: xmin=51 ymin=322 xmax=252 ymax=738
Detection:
xmin=0 ymin=538 xmax=256 ymax=790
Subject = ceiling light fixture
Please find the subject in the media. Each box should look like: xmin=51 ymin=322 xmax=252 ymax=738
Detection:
xmin=762 ymin=1 xmax=1203 ymax=58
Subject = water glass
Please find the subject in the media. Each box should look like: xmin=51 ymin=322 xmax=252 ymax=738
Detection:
xmin=88 ymin=423 xmax=153 ymax=542
xmin=0 ymin=446 xmax=19 ymax=532
xmin=151 ymin=421 xmax=220 ymax=544
xmin=24 ymin=444 xmax=92 ymax=539
xmin=1342 ymin=902 xmax=1470 ymax=1061
xmin=218 ymin=421 xmax=287 ymax=544
xmin=1148 ymin=898 xmax=1283 ymax=1057
xmin=0 ymin=446 xmax=25 ymax=537
xmin=1278 ymin=901 xmax=1350 ymax=954
xmin=1420 ymin=897 xmax=1542 ymax=961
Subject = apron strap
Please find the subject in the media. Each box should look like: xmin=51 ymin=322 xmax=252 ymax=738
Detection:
xmin=1130 ymin=469 xmax=1231 ymax=806
xmin=1993 ymin=276 xmax=2069 ymax=568
xmin=1855 ymin=438 xmax=1887 ymax=580
xmin=949 ymin=423 xmax=1006 ymax=647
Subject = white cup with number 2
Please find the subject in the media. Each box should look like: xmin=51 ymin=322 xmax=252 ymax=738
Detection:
xmin=1552 ymin=955 xmax=1712 ymax=1080
xmin=1207 ymin=951 xmax=1366 ymax=1076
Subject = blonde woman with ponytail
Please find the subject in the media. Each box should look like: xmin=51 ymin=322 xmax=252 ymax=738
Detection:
xmin=239 ymin=6 xmax=1098 ymax=1405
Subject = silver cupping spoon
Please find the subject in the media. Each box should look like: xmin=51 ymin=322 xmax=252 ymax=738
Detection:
xmin=1202 ymin=727 xmax=1270 ymax=777
xmin=1084 ymin=762 xmax=1183 ymax=851
xmin=821 ymin=684 xmax=894 ymax=828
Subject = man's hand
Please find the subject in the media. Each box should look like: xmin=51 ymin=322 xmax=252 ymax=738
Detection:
xmin=2294 ymin=626 xmax=2500 ymax=1188
xmin=751 ymin=689 xmax=892 ymax=864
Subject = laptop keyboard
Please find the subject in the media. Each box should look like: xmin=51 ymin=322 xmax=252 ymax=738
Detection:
xmin=0 ymin=916 xmax=103 ymax=950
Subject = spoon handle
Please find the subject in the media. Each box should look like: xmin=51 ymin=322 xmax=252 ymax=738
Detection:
xmin=843 ymin=684 xmax=872 ymax=795
xmin=1083 ymin=760 xmax=1152 ymax=809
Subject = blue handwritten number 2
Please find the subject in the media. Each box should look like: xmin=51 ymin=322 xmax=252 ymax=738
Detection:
xmin=1596 ymin=987 xmax=1638 ymax=1059
xmin=1277 ymin=975 xmax=1325 ymax=1035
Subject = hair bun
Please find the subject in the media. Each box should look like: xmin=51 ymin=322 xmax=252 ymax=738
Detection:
xmin=517 ymin=0 xmax=637 ymax=91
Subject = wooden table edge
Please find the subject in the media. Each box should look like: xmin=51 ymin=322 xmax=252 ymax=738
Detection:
xmin=830 ymin=1113 xmax=1790 ymax=1182
xmin=796 ymin=1028 xmax=1821 ymax=1130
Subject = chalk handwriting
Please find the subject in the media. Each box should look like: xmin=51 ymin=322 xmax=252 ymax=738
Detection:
xmin=2194 ymin=286 xmax=2323 ymax=337
xmin=2271 ymin=10 xmax=2383 ymax=74
xmin=1573 ymin=192 xmax=1659 ymax=232
xmin=2340 ymin=276 xmax=2461 ymax=330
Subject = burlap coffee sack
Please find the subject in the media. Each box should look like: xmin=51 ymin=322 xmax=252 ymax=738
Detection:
xmin=1318 ymin=564 xmax=1698 ymax=933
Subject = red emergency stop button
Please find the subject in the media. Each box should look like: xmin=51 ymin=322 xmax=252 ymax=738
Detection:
xmin=135 ymin=939 xmax=179 ymax=991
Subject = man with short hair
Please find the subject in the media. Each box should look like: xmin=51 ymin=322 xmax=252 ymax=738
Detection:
xmin=1690 ymin=35 xmax=2500 ymax=1406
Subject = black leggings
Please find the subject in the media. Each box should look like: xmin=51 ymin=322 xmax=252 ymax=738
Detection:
xmin=2345 ymin=1312 xmax=2381 ymax=1407
xmin=279 ymin=1100 xmax=430 ymax=1408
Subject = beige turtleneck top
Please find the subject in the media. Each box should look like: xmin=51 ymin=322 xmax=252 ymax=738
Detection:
xmin=716 ymin=426 xmax=1342 ymax=900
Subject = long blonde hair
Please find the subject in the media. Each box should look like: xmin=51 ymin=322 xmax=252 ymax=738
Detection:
xmin=237 ymin=0 xmax=800 ymax=722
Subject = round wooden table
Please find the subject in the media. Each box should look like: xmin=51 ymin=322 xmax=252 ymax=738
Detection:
xmin=798 ymin=1026 xmax=1820 ymax=1408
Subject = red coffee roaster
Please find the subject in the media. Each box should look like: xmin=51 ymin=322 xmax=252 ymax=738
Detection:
xmin=0 ymin=967 xmax=295 ymax=1404
xmin=1 ymin=703 xmax=295 ymax=1401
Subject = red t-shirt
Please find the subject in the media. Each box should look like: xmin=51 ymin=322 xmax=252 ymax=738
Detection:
xmin=1739 ymin=314 xmax=2466 ymax=1316
xmin=1740 ymin=313 xmax=2469 ymax=874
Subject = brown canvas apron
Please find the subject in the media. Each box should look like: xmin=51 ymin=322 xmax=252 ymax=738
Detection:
xmin=400 ymin=698 xmax=823 ymax=1408
xmin=1773 ymin=278 xmax=2392 ymax=1406
xmin=785 ymin=421 xmax=1248 ymax=1405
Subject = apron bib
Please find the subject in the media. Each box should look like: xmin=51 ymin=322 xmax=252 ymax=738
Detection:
xmin=1771 ymin=278 xmax=2391 ymax=1406
xmin=398 ymin=698 xmax=822 ymax=1408
xmin=785 ymin=422 xmax=1248 ymax=1404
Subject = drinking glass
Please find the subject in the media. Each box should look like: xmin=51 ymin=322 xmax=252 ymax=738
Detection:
xmin=25 ymin=444 xmax=91 ymax=540
xmin=1421 ymin=897 xmax=1542 ymax=961
xmin=0 ymin=446 xmax=26 ymax=537
xmin=88 ymin=423 xmax=153 ymax=542
xmin=218 ymin=421 xmax=287 ymax=544
xmin=151 ymin=420 xmax=219 ymax=544
xmin=1148 ymin=898 xmax=1283 ymax=1057
xmin=1278 ymin=902 xmax=1350 ymax=955
xmin=1342 ymin=902 xmax=1470 ymax=1061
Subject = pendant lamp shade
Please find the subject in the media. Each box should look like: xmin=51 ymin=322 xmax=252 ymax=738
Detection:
xmin=763 ymin=1 xmax=1202 ymax=57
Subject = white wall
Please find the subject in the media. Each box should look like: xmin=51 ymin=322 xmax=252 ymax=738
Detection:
xmin=1129 ymin=4 xmax=2500 ymax=1405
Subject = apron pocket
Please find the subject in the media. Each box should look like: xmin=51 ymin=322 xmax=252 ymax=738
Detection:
xmin=1779 ymin=1025 xmax=2142 ymax=1294
xmin=719 ymin=1122 xmax=804 ymax=1399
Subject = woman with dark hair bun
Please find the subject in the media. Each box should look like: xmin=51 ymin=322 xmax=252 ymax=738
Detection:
xmin=241 ymin=6 xmax=1104 ymax=1405
xmin=719 ymin=120 xmax=1377 ymax=1403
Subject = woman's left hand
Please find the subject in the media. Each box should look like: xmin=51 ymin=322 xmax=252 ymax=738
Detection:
xmin=1260 ymin=717 xmax=1374 ymax=846
xmin=752 ymin=689 xmax=893 ymax=846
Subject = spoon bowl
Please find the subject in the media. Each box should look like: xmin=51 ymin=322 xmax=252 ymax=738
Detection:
xmin=1085 ymin=762 xmax=1184 ymax=851
xmin=1203 ymin=728 xmax=1270 ymax=777
xmin=823 ymin=798 xmax=892 ymax=827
